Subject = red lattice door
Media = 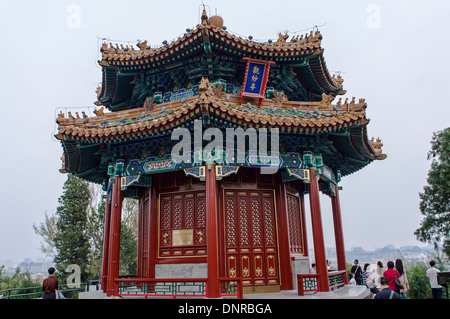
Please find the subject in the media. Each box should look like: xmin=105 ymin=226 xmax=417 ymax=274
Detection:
xmin=159 ymin=191 xmax=207 ymax=257
xmin=224 ymin=190 xmax=279 ymax=287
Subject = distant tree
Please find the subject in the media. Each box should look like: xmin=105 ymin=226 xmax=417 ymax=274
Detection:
xmin=84 ymin=182 xmax=106 ymax=279
xmin=36 ymin=174 xmax=139 ymax=282
xmin=53 ymin=174 xmax=92 ymax=282
xmin=86 ymin=196 xmax=106 ymax=279
xmin=120 ymin=225 xmax=137 ymax=275
xmin=85 ymin=195 xmax=139 ymax=278
xmin=0 ymin=267 xmax=41 ymax=299
xmin=33 ymin=210 xmax=57 ymax=258
xmin=122 ymin=198 xmax=139 ymax=239
xmin=415 ymin=128 xmax=450 ymax=257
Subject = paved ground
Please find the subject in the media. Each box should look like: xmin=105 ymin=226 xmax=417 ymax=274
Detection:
xmin=243 ymin=285 xmax=369 ymax=299
xmin=80 ymin=284 xmax=369 ymax=299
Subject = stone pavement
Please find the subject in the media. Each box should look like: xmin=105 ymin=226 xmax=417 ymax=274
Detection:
xmin=79 ymin=285 xmax=369 ymax=299
xmin=243 ymin=285 xmax=369 ymax=299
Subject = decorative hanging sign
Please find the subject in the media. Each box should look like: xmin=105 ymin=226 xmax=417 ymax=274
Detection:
xmin=240 ymin=57 xmax=275 ymax=106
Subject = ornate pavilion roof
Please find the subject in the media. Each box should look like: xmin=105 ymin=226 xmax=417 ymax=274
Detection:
xmin=96 ymin=11 xmax=345 ymax=112
xmin=55 ymin=11 xmax=386 ymax=186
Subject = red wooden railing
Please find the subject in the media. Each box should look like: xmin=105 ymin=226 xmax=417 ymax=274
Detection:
xmin=297 ymin=271 xmax=346 ymax=296
xmin=114 ymin=277 xmax=243 ymax=299
xmin=297 ymin=274 xmax=321 ymax=296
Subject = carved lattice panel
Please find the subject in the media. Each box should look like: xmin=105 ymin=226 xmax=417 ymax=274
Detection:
xmin=159 ymin=191 xmax=206 ymax=257
xmin=160 ymin=172 xmax=175 ymax=188
xmin=287 ymin=194 xmax=304 ymax=254
xmin=140 ymin=191 xmax=150 ymax=278
xmin=225 ymin=190 xmax=279 ymax=287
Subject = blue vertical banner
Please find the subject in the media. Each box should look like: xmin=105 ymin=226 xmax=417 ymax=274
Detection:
xmin=241 ymin=58 xmax=275 ymax=106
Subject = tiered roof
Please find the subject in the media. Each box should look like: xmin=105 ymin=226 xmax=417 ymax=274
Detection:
xmin=56 ymin=11 xmax=385 ymax=185
xmin=96 ymin=11 xmax=345 ymax=112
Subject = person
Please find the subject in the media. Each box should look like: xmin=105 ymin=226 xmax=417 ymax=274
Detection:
xmin=310 ymin=263 xmax=316 ymax=274
xmin=395 ymin=259 xmax=409 ymax=298
xmin=351 ymin=259 xmax=363 ymax=285
xmin=374 ymin=276 xmax=401 ymax=299
xmin=42 ymin=267 xmax=59 ymax=299
xmin=376 ymin=261 xmax=386 ymax=277
xmin=363 ymin=263 xmax=379 ymax=294
xmin=426 ymin=260 xmax=443 ymax=299
xmin=326 ymin=259 xmax=331 ymax=271
xmin=383 ymin=261 xmax=402 ymax=294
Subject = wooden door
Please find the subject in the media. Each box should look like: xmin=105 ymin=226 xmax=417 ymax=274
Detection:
xmin=224 ymin=190 xmax=279 ymax=287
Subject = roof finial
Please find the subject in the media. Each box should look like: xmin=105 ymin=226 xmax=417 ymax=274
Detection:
xmin=201 ymin=3 xmax=209 ymax=25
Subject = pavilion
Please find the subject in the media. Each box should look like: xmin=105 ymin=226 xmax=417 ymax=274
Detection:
xmin=55 ymin=10 xmax=385 ymax=298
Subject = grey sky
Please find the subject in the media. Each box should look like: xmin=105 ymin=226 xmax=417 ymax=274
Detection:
xmin=0 ymin=0 xmax=448 ymax=261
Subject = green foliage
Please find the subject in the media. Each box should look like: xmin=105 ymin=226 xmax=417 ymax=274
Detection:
xmin=86 ymin=197 xmax=106 ymax=279
xmin=416 ymin=128 xmax=450 ymax=257
xmin=0 ymin=266 xmax=42 ymax=299
xmin=53 ymin=174 xmax=92 ymax=282
xmin=119 ymin=198 xmax=138 ymax=276
xmin=405 ymin=262 xmax=432 ymax=299
xmin=346 ymin=262 xmax=352 ymax=274
xmin=120 ymin=225 xmax=137 ymax=275
xmin=34 ymin=174 xmax=139 ymax=289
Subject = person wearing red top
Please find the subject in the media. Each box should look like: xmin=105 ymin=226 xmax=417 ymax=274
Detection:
xmin=42 ymin=267 xmax=59 ymax=299
xmin=383 ymin=261 xmax=401 ymax=294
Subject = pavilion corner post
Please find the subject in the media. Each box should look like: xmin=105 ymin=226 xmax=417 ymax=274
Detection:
xmin=101 ymin=191 xmax=112 ymax=293
xmin=148 ymin=183 xmax=158 ymax=279
xmin=308 ymin=169 xmax=330 ymax=292
xmin=274 ymin=172 xmax=294 ymax=290
xmin=206 ymin=163 xmax=221 ymax=298
xmin=331 ymin=183 xmax=348 ymax=284
xmin=106 ymin=175 xmax=123 ymax=297
xmin=299 ymin=187 xmax=308 ymax=256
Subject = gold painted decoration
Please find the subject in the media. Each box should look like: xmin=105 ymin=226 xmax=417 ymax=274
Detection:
xmin=215 ymin=165 xmax=240 ymax=180
xmin=183 ymin=166 xmax=206 ymax=181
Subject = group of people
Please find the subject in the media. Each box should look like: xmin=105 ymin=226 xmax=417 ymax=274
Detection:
xmin=350 ymin=259 xmax=444 ymax=299
xmin=350 ymin=259 xmax=409 ymax=299
xmin=42 ymin=258 xmax=444 ymax=299
xmin=309 ymin=259 xmax=333 ymax=274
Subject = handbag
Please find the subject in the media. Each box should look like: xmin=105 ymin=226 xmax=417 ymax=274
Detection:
xmin=366 ymin=279 xmax=375 ymax=289
xmin=353 ymin=265 xmax=363 ymax=285
xmin=394 ymin=272 xmax=403 ymax=291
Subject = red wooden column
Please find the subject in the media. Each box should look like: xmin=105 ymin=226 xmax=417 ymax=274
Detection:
xmin=308 ymin=169 xmax=329 ymax=292
xmin=274 ymin=172 xmax=294 ymax=290
xmin=299 ymin=184 xmax=309 ymax=256
xmin=136 ymin=190 xmax=143 ymax=278
xmin=331 ymin=183 xmax=348 ymax=283
xmin=206 ymin=164 xmax=220 ymax=298
xmin=106 ymin=175 xmax=123 ymax=296
xmin=101 ymin=190 xmax=112 ymax=293
xmin=148 ymin=180 xmax=158 ymax=279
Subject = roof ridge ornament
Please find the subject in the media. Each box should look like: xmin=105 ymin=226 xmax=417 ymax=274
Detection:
xmin=201 ymin=7 xmax=209 ymax=26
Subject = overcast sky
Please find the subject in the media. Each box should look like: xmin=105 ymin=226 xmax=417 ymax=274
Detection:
xmin=0 ymin=0 xmax=449 ymax=262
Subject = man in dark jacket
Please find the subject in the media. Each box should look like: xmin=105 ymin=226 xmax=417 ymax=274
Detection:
xmin=42 ymin=267 xmax=58 ymax=299
xmin=351 ymin=259 xmax=363 ymax=285
xmin=374 ymin=276 xmax=401 ymax=299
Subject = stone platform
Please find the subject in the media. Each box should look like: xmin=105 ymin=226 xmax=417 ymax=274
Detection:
xmin=79 ymin=285 xmax=369 ymax=299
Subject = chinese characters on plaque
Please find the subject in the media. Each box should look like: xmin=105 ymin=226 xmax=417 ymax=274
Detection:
xmin=241 ymin=57 xmax=275 ymax=106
